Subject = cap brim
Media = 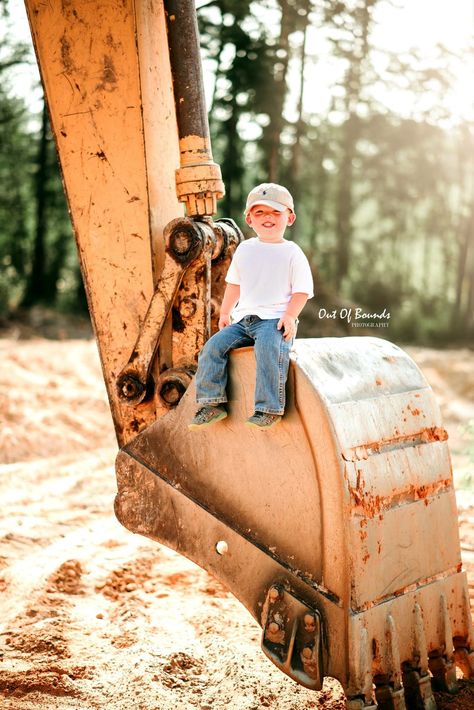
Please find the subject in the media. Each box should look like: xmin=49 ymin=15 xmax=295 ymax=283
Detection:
xmin=245 ymin=199 xmax=289 ymax=215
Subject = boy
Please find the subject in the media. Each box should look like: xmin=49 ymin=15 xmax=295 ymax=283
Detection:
xmin=189 ymin=183 xmax=314 ymax=430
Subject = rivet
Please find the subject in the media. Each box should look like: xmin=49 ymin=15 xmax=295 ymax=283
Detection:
xmin=215 ymin=540 xmax=228 ymax=555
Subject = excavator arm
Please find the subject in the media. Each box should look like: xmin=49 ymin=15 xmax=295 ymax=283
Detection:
xmin=25 ymin=1 xmax=474 ymax=707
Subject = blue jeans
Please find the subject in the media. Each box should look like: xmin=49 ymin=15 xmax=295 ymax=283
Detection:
xmin=195 ymin=315 xmax=293 ymax=415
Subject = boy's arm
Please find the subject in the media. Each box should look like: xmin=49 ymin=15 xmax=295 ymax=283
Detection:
xmin=219 ymin=283 xmax=240 ymax=329
xmin=277 ymin=292 xmax=308 ymax=341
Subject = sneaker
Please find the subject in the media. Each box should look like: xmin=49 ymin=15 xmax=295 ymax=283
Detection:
xmin=188 ymin=406 xmax=227 ymax=430
xmin=245 ymin=412 xmax=281 ymax=429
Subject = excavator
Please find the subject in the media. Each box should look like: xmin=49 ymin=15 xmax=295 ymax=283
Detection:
xmin=24 ymin=1 xmax=474 ymax=707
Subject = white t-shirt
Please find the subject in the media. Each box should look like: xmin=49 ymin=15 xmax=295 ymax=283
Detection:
xmin=225 ymin=237 xmax=314 ymax=322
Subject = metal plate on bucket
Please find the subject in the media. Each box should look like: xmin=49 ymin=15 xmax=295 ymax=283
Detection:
xmin=261 ymin=584 xmax=324 ymax=690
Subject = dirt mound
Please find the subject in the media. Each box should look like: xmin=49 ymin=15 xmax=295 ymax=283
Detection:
xmin=47 ymin=560 xmax=84 ymax=595
xmin=0 ymin=668 xmax=80 ymax=699
xmin=435 ymin=682 xmax=474 ymax=710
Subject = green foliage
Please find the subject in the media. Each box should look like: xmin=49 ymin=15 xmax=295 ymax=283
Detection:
xmin=0 ymin=85 xmax=34 ymax=309
xmin=1 ymin=0 xmax=473 ymax=344
xmin=0 ymin=9 xmax=81 ymax=316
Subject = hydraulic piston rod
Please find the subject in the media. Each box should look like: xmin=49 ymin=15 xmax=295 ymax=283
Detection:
xmin=164 ymin=0 xmax=225 ymax=216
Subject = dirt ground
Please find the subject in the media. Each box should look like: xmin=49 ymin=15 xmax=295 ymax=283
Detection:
xmin=0 ymin=330 xmax=473 ymax=709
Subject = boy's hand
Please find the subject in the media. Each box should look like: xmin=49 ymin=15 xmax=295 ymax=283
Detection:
xmin=219 ymin=313 xmax=231 ymax=330
xmin=277 ymin=314 xmax=297 ymax=341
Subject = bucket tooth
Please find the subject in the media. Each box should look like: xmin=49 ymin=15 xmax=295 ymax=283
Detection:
xmin=462 ymin=585 xmax=474 ymax=649
xmin=453 ymin=587 xmax=474 ymax=679
xmin=401 ymin=603 xmax=438 ymax=708
xmin=428 ymin=595 xmax=458 ymax=693
xmin=440 ymin=594 xmax=454 ymax=659
xmin=453 ymin=646 xmax=474 ymax=680
xmin=386 ymin=614 xmax=403 ymax=691
xmin=347 ymin=619 xmax=375 ymax=706
xmin=428 ymin=653 xmax=457 ymax=694
xmin=401 ymin=667 xmax=437 ymax=710
xmin=374 ymin=679 xmax=407 ymax=710
xmin=413 ymin=603 xmax=429 ymax=676
xmin=346 ymin=698 xmax=377 ymax=710
xmin=372 ymin=615 xmax=407 ymax=710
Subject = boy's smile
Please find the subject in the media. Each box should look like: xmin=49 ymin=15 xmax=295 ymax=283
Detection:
xmin=246 ymin=205 xmax=296 ymax=243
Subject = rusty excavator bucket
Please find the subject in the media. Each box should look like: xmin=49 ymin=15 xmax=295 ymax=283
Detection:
xmin=115 ymin=338 xmax=474 ymax=708
xmin=24 ymin=0 xmax=474 ymax=707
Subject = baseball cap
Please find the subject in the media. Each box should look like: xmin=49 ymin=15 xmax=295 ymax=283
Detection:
xmin=245 ymin=183 xmax=294 ymax=215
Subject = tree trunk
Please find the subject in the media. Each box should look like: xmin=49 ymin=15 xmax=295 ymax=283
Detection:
xmin=334 ymin=0 xmax=373 ymax=284
xmin=462 ymin=206 xmax=474 ymax=332
xmin=266 ymin=0 xmax=292 ymax=182
xmin=309 ymin=137 xmax=329 ymax=254
xmin=221 ymin=98 xmax=242 ymax=216
xmin=452 ymin=215 xmax=470 ymax=326
xmin=22 ymin=98 xmax=49 ymax=306
xmin=452 ymin=126 xmax=474 ymax=331
xmin=288 ymin=12 xmax=309 ymax=195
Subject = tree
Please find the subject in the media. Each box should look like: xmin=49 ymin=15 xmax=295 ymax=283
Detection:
xmin=324 ymin=0 xmax=379 ymax=285
xmin=199 ymin=0 xmax=274 ymax=215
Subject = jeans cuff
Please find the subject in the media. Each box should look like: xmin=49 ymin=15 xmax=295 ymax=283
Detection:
xmin=256 ymin=408 xmax=284 ymax=415
xmin=196 ymin=398 xmax=227 ymax=405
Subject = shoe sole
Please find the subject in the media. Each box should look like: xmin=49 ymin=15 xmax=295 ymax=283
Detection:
xmin=188 ymin=411 xmax=227 ymax=431
xmin=245 ymin=418 xmax=281 ymax=430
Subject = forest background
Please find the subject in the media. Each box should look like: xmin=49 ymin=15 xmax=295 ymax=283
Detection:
xmin=0 ymin=0 xmax=473 ymax=345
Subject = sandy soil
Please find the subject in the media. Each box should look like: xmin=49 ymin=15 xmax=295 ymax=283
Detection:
xmin=0 ymin=335 xmax=473 ymax=710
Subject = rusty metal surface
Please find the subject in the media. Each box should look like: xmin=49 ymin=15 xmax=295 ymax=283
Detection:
xmin=120 ymin=350 xmax=326 ymax=587
xmin=347 ymin=574 xmax=471 ymax=698
xmin=117 ymin=254 xmax=187 ymax=402
xmin=116 ymin=217 xmax=207 ymax=403
xmin=294 ymin=337 xmax=473 ymax=702
xmin=261 ymin=585 xmax=324 ymax=689
xmin=117 ymin=216 xmax=242 ymax=409
xmin=115 ymin=336 xmax=473 ymax=703
xmin=171 ymin=218 xmax=242 ymax=363
xmin=170 ymin=221 xmax=215 ymax=369
xmin=210 ymin=219 xmax=242 ymax=334
xmin=292 ymin=337 xmax=427 ymax=403
xmin=25 ymin=0 xmax=182 ymax=445
xmin=115 ymin=439 xmax=345 ymax=678
xmin=134 ymin=0 xmax=182 ymax=282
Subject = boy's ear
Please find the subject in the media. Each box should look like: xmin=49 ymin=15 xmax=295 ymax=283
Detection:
xmin=287 ymin=211 xmax=296 ymax=225
xmin=245 ymin=212 xmax=252 ymax=226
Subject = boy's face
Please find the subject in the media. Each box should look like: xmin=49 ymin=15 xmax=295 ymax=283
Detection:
xmin=245 ymin=205 xmax=296 ymax=242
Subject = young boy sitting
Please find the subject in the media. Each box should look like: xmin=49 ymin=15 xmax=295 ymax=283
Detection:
xmin=189 ymin=183 xmax=314 ymax=430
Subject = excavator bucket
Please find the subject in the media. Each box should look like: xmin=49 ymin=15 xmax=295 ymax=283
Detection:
xmin=115 ymin=336 xmax=474 ymax=707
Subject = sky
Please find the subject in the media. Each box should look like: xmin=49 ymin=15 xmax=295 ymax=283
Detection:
xmin=3 ymin=0 xmax=473 ymax=124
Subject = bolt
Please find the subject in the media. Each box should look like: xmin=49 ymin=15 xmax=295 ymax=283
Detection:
xmin=268 ymin=621 xmax=281 ymax=634
xmin=172 ymin=229 xmax=193 ymax=255
xmin=160 ymin=380 xmax=184 ymax=405
xmin=179 ymin=297 xmax=197 ymax=319
xmin=215 ymin=540 xmax=228 ymax=555
xmin=117 ymin=374 xmax=145 ymax=401
xmin=168 ymin=222 xmax=202 ymax=263
xmin=268 ymin=586 xmax=281 ymax=602
xmin=304 ymin=613 xmax=316 ymax=632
